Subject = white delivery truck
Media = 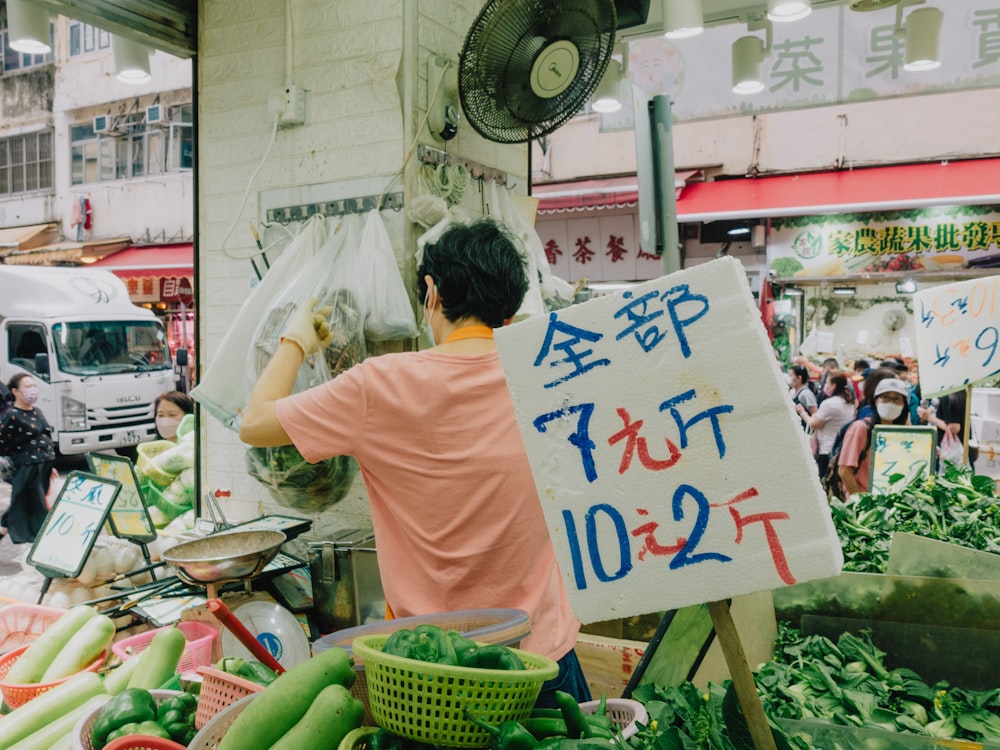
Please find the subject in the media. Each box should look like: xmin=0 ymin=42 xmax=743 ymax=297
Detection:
xmin=0 ymin=266 xmax=180 ymax=455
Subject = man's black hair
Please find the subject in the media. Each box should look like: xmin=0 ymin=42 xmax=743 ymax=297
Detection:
xmin=417 ymin=219 xmax=529 ymax=329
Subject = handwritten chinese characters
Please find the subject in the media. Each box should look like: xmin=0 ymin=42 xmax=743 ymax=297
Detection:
xmin=914 ymin=276 xmax=1000 ymax=397
xmin=496 ymin=257 xmax=842 ymax=624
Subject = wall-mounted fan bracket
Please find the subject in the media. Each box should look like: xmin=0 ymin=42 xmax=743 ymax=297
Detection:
xmin=427 ymin=55 xmax=460 ymax=141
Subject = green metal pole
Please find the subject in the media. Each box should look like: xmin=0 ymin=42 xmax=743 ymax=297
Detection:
xmin=652 ymin=94 xmax=680 ymax=275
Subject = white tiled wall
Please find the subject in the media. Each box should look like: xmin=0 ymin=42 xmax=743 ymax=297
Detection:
xmin=197 ymin=0 xmax=528 ymax=537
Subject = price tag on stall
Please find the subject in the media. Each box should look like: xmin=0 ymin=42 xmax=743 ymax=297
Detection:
xmin=86 ymin=452 xmax=157 ymax=543
xmin=868 ymin=425 xmax=936 ymax=495
xmin=495 ymin=256 xmax=843 ymax=624
xmin=914 ymin=276 xmax=1000 ymax=397
xmin=28 ymin=471 xmax=121 ymax=579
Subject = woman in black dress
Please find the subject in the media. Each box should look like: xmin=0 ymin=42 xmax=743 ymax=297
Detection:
xmin=0 ymin=373 xmax=56 ymax=543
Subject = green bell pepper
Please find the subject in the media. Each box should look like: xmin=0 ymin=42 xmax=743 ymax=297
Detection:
xmin=466 ymin=714 xmax=538 ymax=750
xmin=463 ymin=644 xmax=526 ymax=671
xmin=214 ymin=656 xmax=278 ymax=686
xmin=382 ymin=624 xmax=458 ymax=665
xmin=91 ymin=688 xmax=158 ymax=748
xmin=449 ymin=630 xmax=480 ymax=667
xmin=105 ymin=719 xmax=172 ymax=743
xmin=157 ymin=691 xmax=198 ymax=743
xmin=366 ymin=727 xmax=436 ymax=750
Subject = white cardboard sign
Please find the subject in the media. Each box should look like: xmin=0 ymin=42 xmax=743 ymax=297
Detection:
xmin=495 ymin=257 xmax=843 ymax=624
xmin=914 ymin=277 xmax=1000 ymax=398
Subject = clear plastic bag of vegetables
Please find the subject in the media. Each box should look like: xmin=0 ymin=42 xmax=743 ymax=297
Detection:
xmin=243 ymin=214 xmax=371 ymax=511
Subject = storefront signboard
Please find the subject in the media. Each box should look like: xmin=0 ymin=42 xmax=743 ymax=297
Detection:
xmin=767 ymin=207 xmax=1000 ymax=279
xmin=913 ymin=276 xmax=1000 ymax=397
xmin=495 ymin=257 xmax=842 ymax=624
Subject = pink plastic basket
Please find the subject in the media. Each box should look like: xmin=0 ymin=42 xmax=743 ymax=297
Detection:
xmin=0 ymin=603 xmax=66 ymax=653
xmin=112 ymin=621 xmax=218 ymax=674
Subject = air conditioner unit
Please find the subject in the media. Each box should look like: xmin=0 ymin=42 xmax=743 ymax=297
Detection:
xmin=93 ymin=114 xmax=112 ymax=134
xmin=146 ymin=104 xmax=163 ymax=124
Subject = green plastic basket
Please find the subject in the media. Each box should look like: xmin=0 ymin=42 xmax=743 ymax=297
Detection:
xmin=351 ymin=634 xmax=559 ymax=747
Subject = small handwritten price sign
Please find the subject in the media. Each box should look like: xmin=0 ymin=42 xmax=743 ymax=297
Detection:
xmin=914 ymin=276 xmax=1000 ymax=397
xmin=868 ymin=425 xmax=936 ymax=496
xmin=28 ymin=471 xmax=121 ymax=579
xmin=87 ymin=452 xmax=157 ymax=543
xmin=495 ymin=257 xmax=843 ymax=625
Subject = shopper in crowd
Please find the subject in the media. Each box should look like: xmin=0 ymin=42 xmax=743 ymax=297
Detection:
xmin=815 ymin=357 xmax=840 ymax=405
xmin=879 ymin=357 xmax=920 ymax=423
xmin=796 ymin=371 xmax=856 ymax=479
xmin=838 ymin=377 xmax=911 ymax=497
xmin=0 ymin=373 xmax=56 ymax=544
xmin=919 ymin=389 xmax=976 ymax=472
xmin=154 ymin=391 xmax=194 ymax=442
xmin=789 ymin=364 xmax=818 ymax=426
xmin=851 ymin=358 xmax=871 ymax=405
xmin=856 ymin=367 xmax=901 ymax=420
xmin=240 ymin=218 xmax=589 ymax=708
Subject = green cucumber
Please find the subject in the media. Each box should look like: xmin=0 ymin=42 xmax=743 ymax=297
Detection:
xmin=102 ymin=647 xmax=146 ymax=695
xmin=126 ymin=625 xmax=186 ymax=690
xmin=0 ymin=672 xmax=106 ymax=749
xmin=217 ymin=645 xmax=355 ymax=750
xmin=40 ymin=614 xmax=115 ymax=682
xmin=6 ymin=693 xmax=111 ymax=750
xmin=269 ymin=684 xmax=364 ymax=750
xmin=5 ymin=605 xmax=97 ymax=684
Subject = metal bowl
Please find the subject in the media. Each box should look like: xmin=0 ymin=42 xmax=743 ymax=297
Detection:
xmin=162 ymin=530 xmax=286 ymax=586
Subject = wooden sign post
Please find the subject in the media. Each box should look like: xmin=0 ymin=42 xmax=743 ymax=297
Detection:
xmin=496 ymin=257 xmax=844 ymax=750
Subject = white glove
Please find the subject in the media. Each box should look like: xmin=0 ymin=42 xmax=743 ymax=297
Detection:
xmin=279 ymin=297 xmax=333 ymax=356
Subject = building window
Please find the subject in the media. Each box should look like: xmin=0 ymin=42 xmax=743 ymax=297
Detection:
xmin=68 ymin=20 xmax=111 ymax=57
xmin=0 ymin=4 xmax=54 ymax=73
xmin=0 ymin=131 xmax=53 ymax=195
xmin=71 ymin=104 xmax=193 ymax=185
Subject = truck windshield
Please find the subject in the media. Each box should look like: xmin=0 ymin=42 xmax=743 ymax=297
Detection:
xmin=53 ymin=321 xmax=172 ymax=375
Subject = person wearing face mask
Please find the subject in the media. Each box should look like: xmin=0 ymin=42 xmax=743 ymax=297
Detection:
xmin=837 ymin=377 xmax=911 ymax=497
xmin=239 ymin=219 xmax=589 ymax=709
xmin=154 ymin=391 xmax=194 ymax=442
xmin=0 ymin=373 xmax=56 ymax=544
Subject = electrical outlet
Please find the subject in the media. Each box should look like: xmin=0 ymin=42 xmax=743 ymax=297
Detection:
xmin=272 ymin=84 xmax=307 ymax=127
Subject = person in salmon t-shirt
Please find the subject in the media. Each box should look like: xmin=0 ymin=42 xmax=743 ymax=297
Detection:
xmin=240 ymin=219 xmax=589 ymax=708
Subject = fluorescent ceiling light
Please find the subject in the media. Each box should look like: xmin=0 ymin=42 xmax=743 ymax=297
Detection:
xmin=732 ymin=35 xmax=767 ymax=94
xmin=7 ymin=0 xmax=51 ymax=54
xmin=113 ymin=35 xmax=152 ymax=84
xmin=832 ymin=286 xmax=856 ymax=297
xmin=903 ymin=7 xmax=943 ymax=71
xmin=783 ymin=285 xmax=804 ymax=296
xmin=663 ymin=0 xmax=704 ymax=39
xmin=767 ymin=0 xmax=812 ymax=22
xmin=727 ymin=225 xmax=751 ymax=236
xmin=896 ymin=279 xmax=918 ymax=294
xmin=591 ymin=60 xmax=623 ymax=113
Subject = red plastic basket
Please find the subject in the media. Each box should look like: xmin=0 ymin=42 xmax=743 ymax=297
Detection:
xmin=0 ymin=603 xmax=66 ymax=653
xmin=194 ymin=666 xmax=264 ymax=730
xmin=0 ymin=643 xmax=105 ymax=708
xmin=102 ymin=736 xmax=187 ymax=750
xmin=112 ymin=621 xmax=218 ymax=674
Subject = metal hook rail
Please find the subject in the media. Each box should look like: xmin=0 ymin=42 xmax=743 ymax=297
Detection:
xmin=265 ymin=191 xmax=404 ymax=224
xmin=417 ymin=144 xmax=509 ymax=186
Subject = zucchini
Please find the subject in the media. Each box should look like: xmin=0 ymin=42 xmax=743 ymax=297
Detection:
xmin=40 ymin=614 xmax=115 ymax=682
xmin=6 ymin=694 xmax=111 ymax=750
xmin=0 ymin=672 xmax=106 ymax=749
xmin=102 ymin=647 xmax=146 ymax=696
xmin=126 ymin=625 xmax=186 ymax=690
xmin=217 ymin=645 xmax=355 ymax=750
xmin=269 ymin=684 xmax=364 ymax=750
xmin=5 ymin=605 xmax=97 ymax=684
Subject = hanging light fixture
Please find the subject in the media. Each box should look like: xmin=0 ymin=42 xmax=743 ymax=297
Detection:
xmin=592 ymin=43 xmax=627 ymax=113
xmin=7 ymin=0 xmax=51 ymax=54
xmin=901 ymin=6 xmax=943 ymax=71
xmin=663 ymin=0 xmax=704 ymax=39
xmin=767 ymin=0 xmax=812 ymax=22
xmin=112 ymin=35 xmax=152 ymax=84
xmin=732 ymin=35 xmax=767 ymax=94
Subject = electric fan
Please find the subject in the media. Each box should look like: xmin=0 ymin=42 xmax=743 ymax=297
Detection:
xmin=883 ymin=308 xmax=906 ymax=332
xmin=458 ymin=0 xmax=617 ymax=144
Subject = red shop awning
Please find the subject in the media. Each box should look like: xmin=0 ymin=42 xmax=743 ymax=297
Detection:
xmin=676 ymin=158 xmax=1000 ymax=222
xmin=90 ymin=243 xmax=193 ymax=279
xmin=535 ymin=171 xmax=702 ymax=214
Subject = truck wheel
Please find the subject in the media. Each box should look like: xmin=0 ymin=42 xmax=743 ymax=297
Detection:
xmin=116 ymin=446 xmax=139 ymax=461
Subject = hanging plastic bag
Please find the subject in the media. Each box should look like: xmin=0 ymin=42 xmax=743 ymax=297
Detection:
xmin=939 ymin=430 xmax=966 ymax=468
xmin=242 ymin=214 xmax=368 ymax=512
xmin=192 ymin=216 xmax=330 ymax=429
xmin=356 ymin=210 xmax=418 ymax=341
